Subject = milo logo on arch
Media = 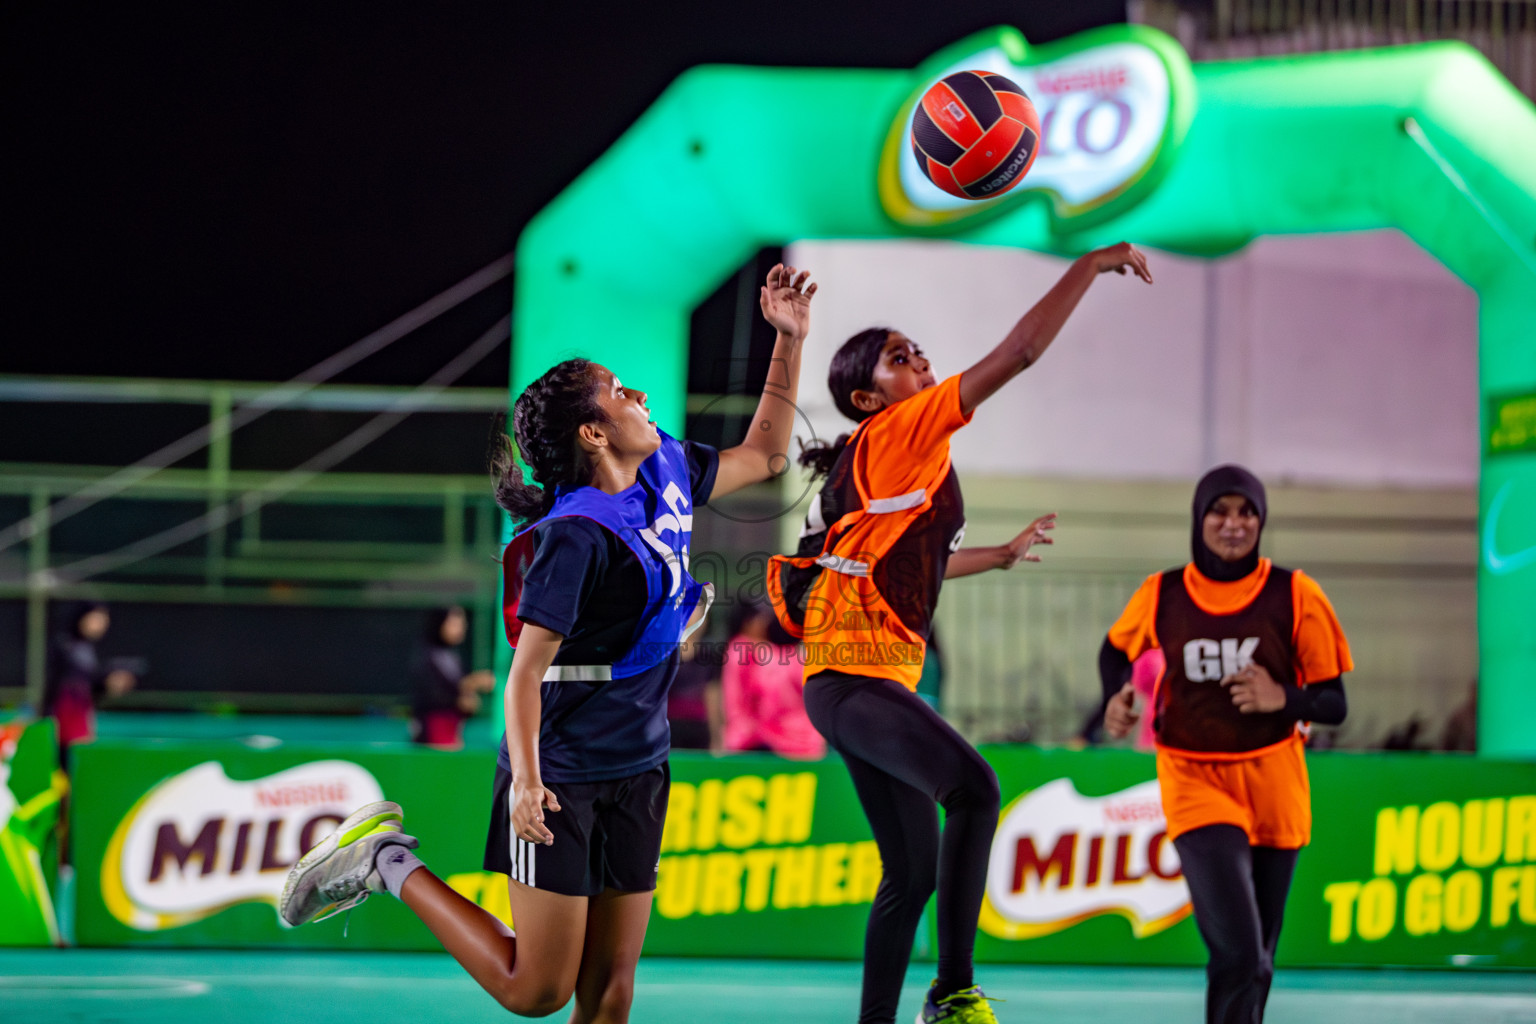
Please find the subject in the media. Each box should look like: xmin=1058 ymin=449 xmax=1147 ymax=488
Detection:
xmin=876 ymin=24 xmax=1195 ymax=230
xmin=102 ymin=760 xmax=384 ymax=930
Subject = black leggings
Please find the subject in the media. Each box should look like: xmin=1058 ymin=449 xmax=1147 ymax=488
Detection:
xmin=1172 ymin=824 xmax=1300 ymax=1024
xmin=803 ymin=671 xmax=1000 ymax=1024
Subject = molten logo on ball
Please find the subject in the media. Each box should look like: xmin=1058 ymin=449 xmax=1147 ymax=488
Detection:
xmin=911 ymin=71 xmax=1040 ymax=201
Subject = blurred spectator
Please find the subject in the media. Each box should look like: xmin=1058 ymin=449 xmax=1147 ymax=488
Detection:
xmin=45 ymin=602 xmax=137 ymax=763
xmin=410 ymin=606 xmax=493 ymax=750
xmin=722 ymin=601 xmax=824 ymax=760
xmin=1126 ymin=649 xmax=1164 ymax=752
xmin=1382 ymin=716 xmax=1428 ymax=751
xmin=1440 ymin=678 xmax=1477 ymax=752
xmin=1305 ymin=727 xmax=1339 ymax=751
xmin=1077 ymin=649 xmax=1163 ymax=751
xmin=668 ymin=639 xmax=723 ymax=753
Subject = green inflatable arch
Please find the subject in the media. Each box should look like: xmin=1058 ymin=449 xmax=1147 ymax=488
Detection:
xmin=510 ymin=26 xmax=1536 ymax=757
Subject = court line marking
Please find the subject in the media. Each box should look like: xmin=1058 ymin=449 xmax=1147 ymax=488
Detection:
xmin=0 ymin=976 xmax=210 ymax=998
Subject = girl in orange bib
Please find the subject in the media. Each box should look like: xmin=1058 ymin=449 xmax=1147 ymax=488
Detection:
xmin=1101 ymin=465 xmax=1352 ymax=1024
xmin=772 ymin=242 xmax=1153 ymax=1024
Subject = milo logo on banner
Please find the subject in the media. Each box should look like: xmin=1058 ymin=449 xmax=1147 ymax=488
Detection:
xmin=102 ymin=760 xmax=384 ymax=930
xmin=979 ymin=777 xmax=1190 ymax=940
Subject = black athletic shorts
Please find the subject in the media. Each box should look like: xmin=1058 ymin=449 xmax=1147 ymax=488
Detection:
xmin=483 ymin=761 xmax=669 ymax=897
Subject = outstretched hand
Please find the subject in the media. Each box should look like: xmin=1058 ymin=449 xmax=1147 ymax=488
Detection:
xmin=999 ymin=512 xmax=1056 ymax=568
xmin=462 ymin=669 xmax=495 ymax=695
xmin=759 ymin=263 xmax=817 ymax=341
xmin=1088 ymin=242 xmax=1153 ymax=283
xmin=104 ymin=669 xmax=136 ymax=698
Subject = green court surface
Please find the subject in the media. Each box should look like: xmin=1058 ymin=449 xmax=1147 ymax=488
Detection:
xmin=2 ymin=950 xmax=1532 ymax=1024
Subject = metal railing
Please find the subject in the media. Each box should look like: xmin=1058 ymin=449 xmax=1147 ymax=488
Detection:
xmin=0 ymin=374 xmax=509 ymax=712
xmin=1132 ymin=0 xmax=1536 ymax=97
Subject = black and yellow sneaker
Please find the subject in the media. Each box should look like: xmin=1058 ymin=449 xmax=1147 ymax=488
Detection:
xmin=916 ymin=981 xmax=1001 ymax=1023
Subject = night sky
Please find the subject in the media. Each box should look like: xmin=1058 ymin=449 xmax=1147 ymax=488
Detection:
xmin=6 ymin=3 xmax=1124 ymax=389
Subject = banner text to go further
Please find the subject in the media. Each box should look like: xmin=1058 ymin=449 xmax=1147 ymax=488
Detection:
xmin=1323 ymin=796 xmax=1536 ymax=943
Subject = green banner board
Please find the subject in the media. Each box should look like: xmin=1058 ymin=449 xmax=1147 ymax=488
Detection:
xmin=975 ymin=746 xmax=1536 ymax=968
xmin=71 ymin=740 xmax=1536 ymax=967
xmin=0 ymin=716 xmax=66 ymax=947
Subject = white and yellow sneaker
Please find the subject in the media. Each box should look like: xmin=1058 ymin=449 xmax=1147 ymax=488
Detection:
xmin=279 ymin=801 xmax=418 ymax=926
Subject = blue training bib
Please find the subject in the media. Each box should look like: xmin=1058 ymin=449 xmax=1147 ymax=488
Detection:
xmin=501 ymin=430 xmax=709 ymax=677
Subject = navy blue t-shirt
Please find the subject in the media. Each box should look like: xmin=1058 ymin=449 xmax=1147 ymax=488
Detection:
xmin=498 ymin=440 xmax=719 ymax=783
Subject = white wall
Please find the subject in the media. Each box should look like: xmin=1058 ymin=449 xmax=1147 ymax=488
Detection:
xmin=785 ymin=230 xmax=1479 ymax=488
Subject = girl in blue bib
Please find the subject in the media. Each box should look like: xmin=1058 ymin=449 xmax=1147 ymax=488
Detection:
xmin=280 ymin=263 xmax=816 ymax=1024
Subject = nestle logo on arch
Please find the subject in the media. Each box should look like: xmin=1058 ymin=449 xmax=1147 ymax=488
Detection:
xmin=1032 ymin=65 xmax=1129 ymax=95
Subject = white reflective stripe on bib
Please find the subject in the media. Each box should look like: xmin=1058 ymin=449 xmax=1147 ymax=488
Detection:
xmin=683 ymin=581 xmax=715 ymax=640
xmin=541 ymin=664 xmax=613 ymax=683
xmin=815 ymin=553 xmax=871 ymax=577
xmin=866 ymin=488 xmax=926 ymax=514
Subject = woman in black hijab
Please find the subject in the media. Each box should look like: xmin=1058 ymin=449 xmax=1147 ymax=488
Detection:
xmin=1098 ymin=465 xmax=1353 ymax=1024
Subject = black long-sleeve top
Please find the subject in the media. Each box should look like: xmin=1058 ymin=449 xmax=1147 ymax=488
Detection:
xmin=411 ymin=645 xmax=466 ymax=719
xmin=43 ymin=633 xmax=105 ymax=716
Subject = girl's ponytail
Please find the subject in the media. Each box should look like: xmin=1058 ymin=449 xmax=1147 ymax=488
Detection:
xmin=490 ymin=359 xmax=608 ymax=523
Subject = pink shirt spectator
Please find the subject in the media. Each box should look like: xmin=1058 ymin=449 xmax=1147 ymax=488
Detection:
xmin=1130 ymin=648 xmax=1164 ymax=752
xmin=722 ymin=637 xmax=826 ymax=760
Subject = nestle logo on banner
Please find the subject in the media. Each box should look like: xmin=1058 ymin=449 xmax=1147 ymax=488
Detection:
xmin=979 ymin=778 xmax=1191 ymax=940
xmin=102 ymin=760 xmax=384 ymax=931
xmin=255 ymin=782 xmax=351 ymax=807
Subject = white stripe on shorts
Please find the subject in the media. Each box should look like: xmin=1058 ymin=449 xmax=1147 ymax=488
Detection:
xmin=509 ymin=834 xmax=538 ymax=888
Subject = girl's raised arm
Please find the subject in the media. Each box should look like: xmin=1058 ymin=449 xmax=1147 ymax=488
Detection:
xmin=958 ymin=242 xmax=1151 ymax=416
xmin=711 ymin=263 xmax=817 ymax=499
